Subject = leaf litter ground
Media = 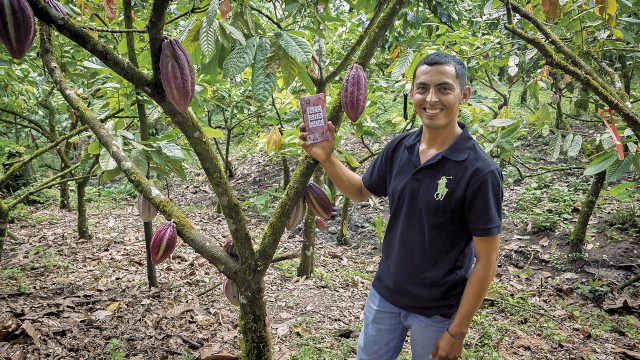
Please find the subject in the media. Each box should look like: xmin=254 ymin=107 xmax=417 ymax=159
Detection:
xmin=1 ymin=148 xmax=639 ymax=360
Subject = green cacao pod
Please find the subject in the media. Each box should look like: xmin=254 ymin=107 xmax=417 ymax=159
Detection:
xmin=286 ymin=196 xmax=306 ymax=231
xmin=159 ymin=38 xmax=195 ymax=113
xmin=137 ymin=195 xmax=158 ymax=222
xmin=315 ymin=217 xmax=327 ymax=232
xmin=341 ymin=64 xmax=368 ymax=122
xmin=223 ymin=278 xmax=240 ymax=306
xmin=150 ymin=221 xmax=177 ymax=265
xmin=0 ymin=0 xmax=36 ymax=60
xmin=303 ymin=182 xmax=332 ymax=220
xmin=45 ymin=0 xmax=67 ymax=16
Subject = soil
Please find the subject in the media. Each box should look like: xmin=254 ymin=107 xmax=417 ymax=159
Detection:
xmin=1 ymin=139 xmax=639 ymax=360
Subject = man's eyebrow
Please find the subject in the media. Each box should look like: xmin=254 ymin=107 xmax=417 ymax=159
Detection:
xmin=414 ymin=80 xmax=455 ymax=87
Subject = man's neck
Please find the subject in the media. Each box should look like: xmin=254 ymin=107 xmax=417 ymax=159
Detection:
xmin=420 ymin=122 xmax=462 ymax=153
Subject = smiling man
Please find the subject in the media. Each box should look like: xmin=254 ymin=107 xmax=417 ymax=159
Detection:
xmin=299 ymin=52 xmax=503 ymax=360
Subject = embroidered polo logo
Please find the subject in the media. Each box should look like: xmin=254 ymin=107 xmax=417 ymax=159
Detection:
xmin=434 ymin=176 xmax=452 ymax=200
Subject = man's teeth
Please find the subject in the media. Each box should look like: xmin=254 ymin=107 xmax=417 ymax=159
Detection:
xmin=425 ymin=108 xmax=441 ymax=113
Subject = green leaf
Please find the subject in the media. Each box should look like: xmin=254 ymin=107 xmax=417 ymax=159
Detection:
xmin=297 ymin=62 xmax=315 ymax=94
xmin=101 ymin=168 xmax=122 ymax=182
xmin=280 ymin=52 xmax=299 ymax=87
xmin=131 ymin=150 xmax=149 ymax=176
xmin=567 ymin=134 xmax=582 ymax=157
xmin=252 ymin=39 xmax=276 ymax=103
xmin=274 ymin=31 xmax=312 ymax=66
xmin=88 ymin=141 xmax=102 ymax=155
xmin=200 ymin=16 xmax=219 ymax=63
xmin=549 ymin=132 xmax=562 ymax=161
xmin=221 ymin=23 xmax=245 ymax=44
xmin=203 ymin=127 xmax=225 ymax=139
xmin=488 ymin=118 xmax=516 ymax=127
xmin=605 ymin=156 xmax=632 ymax=182
xmin=584 ymin=151 xmax=617 ymax=176
xmin=223 ymin=37 xmax=258 ymax=78
xmin=159 ymin=141 xmax=185 ymax=159
xmin=390 ymin=48 xmax=414 ymax=80
xmin=563 ymin=133 xmax=574 ymax=152
xmin=99 ymin=149 xmax=118 ymax=171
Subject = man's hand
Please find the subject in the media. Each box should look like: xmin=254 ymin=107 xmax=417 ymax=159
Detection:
xmin=299 ymin=121 xmax=336 ymax=164
xmin=430 ymin=331 xmax=463 ymax=360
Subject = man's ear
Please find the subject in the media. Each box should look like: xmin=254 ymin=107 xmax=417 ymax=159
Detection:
xmin=461 ymin=86 xmax=472 ymax=103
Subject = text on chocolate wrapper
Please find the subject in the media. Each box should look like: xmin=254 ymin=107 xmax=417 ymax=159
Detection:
xmin=307 ymin=106 xmax=324 ymax=127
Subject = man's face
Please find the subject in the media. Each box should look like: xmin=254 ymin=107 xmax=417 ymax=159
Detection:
xmin=410 ymin=64 xmax=470 ymax=130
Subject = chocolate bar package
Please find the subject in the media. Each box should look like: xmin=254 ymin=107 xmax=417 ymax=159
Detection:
xmin=299 ymin=93 xmax=329 ymax=144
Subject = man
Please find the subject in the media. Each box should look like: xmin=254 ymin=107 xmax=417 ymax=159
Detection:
xmin=299 ymin=52 xmax=502 ymax=360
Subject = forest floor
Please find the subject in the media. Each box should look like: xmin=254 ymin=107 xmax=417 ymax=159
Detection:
xmin=1 ymin=132 xmax=639 ymax=360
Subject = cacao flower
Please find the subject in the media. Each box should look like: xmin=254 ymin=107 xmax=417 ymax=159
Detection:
xmin=286 ymin=196 xmax=306 ymax=231
xmin=45 ymin=0 xmax=67 ymax=16
xmin=303 ymin=182 xmax=332 ymax=220
xmin=0 ymin=0 xmax=36 ymax=60
xmin=223 ymin=278 xmax=240 ymax=306
xmin=159 ymin=38 xmax=196 ymax=113
xmin=341 ymin=64 xmax=368 ymax=122
xmin=150 ymin=221 xmax=177 ymax=265
xmin=137 ymin=194 xmax=158 ymax=222
xmin=316 ymin=217 xmax=327 ymax=232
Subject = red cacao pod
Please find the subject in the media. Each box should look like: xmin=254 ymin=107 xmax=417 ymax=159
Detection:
xmin=150 ymin=221 xmax=177 ymax=265
xmin=137 ymin=195 xmax=158 ymax=222
xmin=341 ymin=64 xmax=368 ymax=122
xmin=45 ymin=0 xmax=67 ymax=16
xmin=315 ymin=217 xmax=327 ymax=232
xmin=0 ymin=0 xmax=36 ymax=60
xmin=159 ymin=39 xmax=195 ymax=113
xmin=303 ymin=182 xmax=332 ymax=220
xmin=286 ymin=196 xmax=306 ymax=231
xmin=223 ymin=278 xmax=240 ymax=306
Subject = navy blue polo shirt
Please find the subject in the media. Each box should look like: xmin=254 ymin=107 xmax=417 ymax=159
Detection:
xmin=362 ymin=122 xmax=503 ymax=318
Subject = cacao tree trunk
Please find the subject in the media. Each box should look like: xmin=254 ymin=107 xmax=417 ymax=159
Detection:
xmin=336 ymin=196 xmax=351 ymax=245
xmin=144 ymin=221 xmax=158 ymax=287
xmin=59 ymin=171 xmax=72 ymax=210
xmin=0 ymin=202 xmax=8 ymax=263
xmin=297 ymin=209 xmax=316 ymax=277
xmin=76 ymin=179 xmax=92 ymax=239
xmin=570 ymin=171 xmax=606 ymax=254
xmin=238 ymin=279 xmax=271 ymax=360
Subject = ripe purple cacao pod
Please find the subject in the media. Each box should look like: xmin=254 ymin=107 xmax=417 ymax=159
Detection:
xmin=286 ymin=196 xmax=306 ymax=231
xmin=223 ymin=278 xmax=240 ymax=306
xmin=223 ymin=240 xmax=238 ymax=260
xmin=303 ymin=182 xmax=332 ymax=220
xmin=159 ymin=38 xmax=195 ymax=113
xmin=341 ymin=64 xmax=368 ymax=122
xmin=137 ymin=195 xmax=158 ymax=222
xmin=45 ymin=0 xmax=67 ymax=16
xmin=150 ymin=221 xmax=177 ymax=265
xmin=0 ymin=0 xmax=36 ymax=60
xmin=315 ymin=217 xmax=327 ymax=232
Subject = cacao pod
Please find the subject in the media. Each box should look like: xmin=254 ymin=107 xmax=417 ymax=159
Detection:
xmin=45 ymin=0 xmax=66 ymax=16
xmin=0 ymin=0 xmax=36 ymax=60
xmin=137 ymin=194 xmax=158 ymax=222
xmin=315 ymin=217 xmax=327 ymax=232
xmin=286 ymin=196 xmax=306 ymax=231
xmin=341 ymin=64 xmax=368 ymax=122
xmin=150 ymin=221 xmax=177 ymax=265
xmin=223 ymin=240 xmax=238 ymax=259
xmin=223 ymin=278 xmax=240 ymax=306
xmin=159 ymin=38 xmax=195 ymax=113
xmin=303 ymin=182 xmax=332 ymax=220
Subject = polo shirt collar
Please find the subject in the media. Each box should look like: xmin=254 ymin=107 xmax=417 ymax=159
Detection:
xmin=404 ymin=122 xmax=474 ymax=161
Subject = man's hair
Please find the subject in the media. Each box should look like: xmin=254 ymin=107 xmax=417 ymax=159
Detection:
xmin=411 ymin=52 xmax=467 ymax=90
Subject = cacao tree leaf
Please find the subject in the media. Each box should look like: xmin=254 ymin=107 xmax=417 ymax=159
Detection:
xmin=563 ymin=133 xmax=574 ymax=152
xmin=221 ymin=23 xmax=245 ymax=44
xmin=99 ymin=148 xmax=118 ymax=171
xmin=389 ymin=48 xmax=414 ymax=80
xmin=265 ymin=127 xmax=281 ymax=153
xmin=219 ymin=0 xmax=232 ymax=20
xmin=541 ymin=0 xmax=561 ymax=21
xmin=203 ymin=127 xmax=225 ymax=139
xmin=101 ymin=168 xmax=122 ymax=182
xmin=207 ymin=0 xmax=221 ymax=18
xmin=131 ymin=150 xmax=149 ymax=176
xmin=488 ymin=118 xmax=515 ymax=127
xmin=223 ymin=37 xmax=258 ymax=78
xmin=584 ymin=151 xmax=617 ymax=176
xmin=279 ymin=52 xmax=299 ymax=87
xmin=165 ymin=158 xmax=188 ymax=181
xmin=567 ymin=134 xmax=582 ymax=157
xmin=549 ymin=132 xmax=562 ymax=161
xmin=297 ymin=63 xmax=315 ymax=94
xmin=200 ymin=16 xmax=220 ymax=63
xmin=274 ymin=31 xmax=312 ymax=66
xmin=252 ymin=39 xmax=276 ymax=103
xmin=159 ymin=142 xmax=185 ymax=159
xmin=633 ymin=154 xmax=640 ymax=176
xmin=102 ymin=0 xmax=116 ymax=22
xmin=605 ymin=156 xmax=632 ymax=182
xmin=88 ymin=141 xmax=102 ymax=155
